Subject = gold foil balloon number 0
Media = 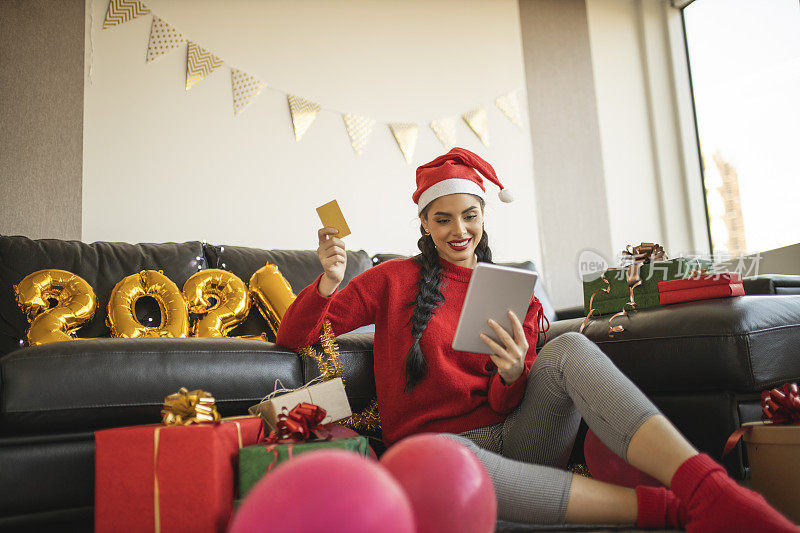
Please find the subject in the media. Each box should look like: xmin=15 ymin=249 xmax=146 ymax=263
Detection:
xmin=182 ymin=269 xmax=251 ymax=337
xmin=14 ymin=269 xmax=98 ymax=346
xmin=107 ymin=270 xmax=188 ymax=338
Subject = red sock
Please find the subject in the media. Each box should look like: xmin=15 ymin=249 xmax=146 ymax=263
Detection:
xmin=636 ymin=486 xmax=687 ymax=529
xmin=671 ymin=453 xmax=797 ymax=533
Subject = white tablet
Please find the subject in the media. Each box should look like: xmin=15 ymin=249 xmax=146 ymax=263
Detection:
xmin=452 ymin=262 xmax=538 ymax=355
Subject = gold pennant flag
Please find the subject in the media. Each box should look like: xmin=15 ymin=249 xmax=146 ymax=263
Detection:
xmin=430 ymin=117 xmax=457 ymax=150
xmin=147 ymin=16 xmax=184 ymax=63
xmin=186 ymin=42 xmax=223 ymax=90
xmin=463 ymin=107 xmax=489 ymax=146
xmin=495 ymin=91 xmax=522 ymax=128
xmin=103 ymin=0 xmax=150 ymax=29
xmin=389 ymin=123 xmax=419 ymax=164
xmin=231 ymin=68 xmax=266 ymax=115
xmin=288 ymin=95 xmax=321 ymax=141
xmin=343 ymin=114 xmax=375 ymax=157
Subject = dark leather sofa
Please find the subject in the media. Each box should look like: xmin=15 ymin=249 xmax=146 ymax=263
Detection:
xmin=1 ymin=235 xmax=799 ymax=531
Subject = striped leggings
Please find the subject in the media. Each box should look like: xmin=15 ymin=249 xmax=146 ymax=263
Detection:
xmin=441 ymin=331 xmax=661 ymax=524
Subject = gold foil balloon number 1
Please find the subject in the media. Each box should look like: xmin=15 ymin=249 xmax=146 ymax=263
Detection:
xmin=248 ymin=263 xmax=297 ymax=337
xmin=14 ymin=269 xmax=98 ymax=346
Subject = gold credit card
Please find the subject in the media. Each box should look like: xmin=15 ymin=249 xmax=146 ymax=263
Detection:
xmin=316 ymin=199 xmax=351 ymax=238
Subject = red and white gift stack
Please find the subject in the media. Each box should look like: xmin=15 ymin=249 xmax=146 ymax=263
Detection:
xmin=657 ymin=273 xmax=744 ymax=305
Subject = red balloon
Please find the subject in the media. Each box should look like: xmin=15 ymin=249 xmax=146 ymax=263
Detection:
xmin=584 ymin=429 xmax=663 ymax=488
xmin=229 ymin=449 xmax=415 ymax=533
xmin=380 ymin=434 xmax=497 ymax=533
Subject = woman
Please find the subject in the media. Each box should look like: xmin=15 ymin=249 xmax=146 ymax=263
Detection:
xmin=277 ymin=148 xmax=795 ymax=531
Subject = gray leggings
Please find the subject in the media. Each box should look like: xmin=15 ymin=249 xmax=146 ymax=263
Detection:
xmin=441 ymin=332 xmax=660 ymax=524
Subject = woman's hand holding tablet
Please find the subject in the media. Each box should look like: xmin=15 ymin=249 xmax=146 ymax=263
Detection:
xmin=452 ymin=262 xmax=538 ymax=357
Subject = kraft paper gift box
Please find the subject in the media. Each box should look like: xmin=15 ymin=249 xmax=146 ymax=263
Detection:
xmin=722 ymin=382 xmax=800 ymax=524
xmin=582 ymin=258 xmax=713 ymax=316
xmin=743 ymin=423 xmax=800 ymax=523
xmin=248 ymin=377 xmax=352 ymax=431
xmin=95 ymin=416 xmax=263 ymax=533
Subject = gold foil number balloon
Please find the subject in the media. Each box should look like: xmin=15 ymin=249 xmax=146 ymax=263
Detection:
xmin=14 ymin=269 xmax=98 ymax=346
xmin=249 ymin=263 xmax=296 ymax=336
xmin=182 ymin=269 xmax=251 ymax=337
xmin=107 ymin=270 xmax=188 ymax=338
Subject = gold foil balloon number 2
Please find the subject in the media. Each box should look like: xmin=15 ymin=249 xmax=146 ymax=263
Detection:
xmin=14 ymin=269 xmax=99 ymax=346
xmin=15 ymin=264 xmax=296 ymax=345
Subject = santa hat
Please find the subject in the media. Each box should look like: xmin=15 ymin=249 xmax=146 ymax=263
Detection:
xmin=412 ymin=147 xmax=513 ymax=214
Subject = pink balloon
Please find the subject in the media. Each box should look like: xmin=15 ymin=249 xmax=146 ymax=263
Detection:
xmin=584 ymin=429 xmax=663 ymax=488
xmin=380 ymin=434 xmax=497 ymax=533
xmin=229 ymin=449 xmax=415 ymax=533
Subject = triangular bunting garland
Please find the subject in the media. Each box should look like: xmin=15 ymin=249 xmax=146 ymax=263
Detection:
xmin=430 ymin=117 xmax=457 ymax=150
xmin=147 ymin=17 xmax=185 ymax=63
xmin=495 ymin=91 xmax=522 ymax=128
xmin=103 ymin=0 xmax=150 ymax=29
xmin=231 ymin=69 xmax=266 ymax=115
xmin=388 ymin=123 xmax=419 ymax=164
xmin=343 ymin=114 xmax=376 ymax=157
xmin=288 ymin=95 xmax=321 ymax=141
xmin=463 ymin=107 xmax=489 ymax=146
xmin=186 ymin=42 xmax=224 ymax=90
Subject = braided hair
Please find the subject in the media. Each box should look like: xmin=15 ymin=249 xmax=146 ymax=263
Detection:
xmin=404 ymin=197 xmax=492 ymax=392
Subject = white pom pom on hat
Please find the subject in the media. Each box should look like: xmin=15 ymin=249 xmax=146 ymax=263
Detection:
xmin=413 ymin=147 xmax=514 ymax=213
xmin=498 ymin=188 xmax=514 ymax=203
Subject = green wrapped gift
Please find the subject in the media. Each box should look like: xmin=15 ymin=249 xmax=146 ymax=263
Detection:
xmin=239 ymin=436 xmax=369 ymax=498
xmin=583 ymin=257 xmax=712 ymax=316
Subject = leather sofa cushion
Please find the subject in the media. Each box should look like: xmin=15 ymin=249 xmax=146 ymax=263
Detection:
xmin=0 ymin=432 xmax=94 ymax=517
xmin=0 ymin=337 xmax=304 ymax=435
xmin=203 ymin=245 xmax=374 ymax=340
xmin=547 ymin=295 xmax=800 ymax=394
xmin=744 ymin=274 xmax=800 ymax=296
xmin=0 ymin=236 xmax=204 ymax=356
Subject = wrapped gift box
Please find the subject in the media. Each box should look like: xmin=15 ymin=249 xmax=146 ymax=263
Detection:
xmin=658 ymin=273 xmax=743 ymax=305
xmin=582 ymin=258 xmax=713 ymax=316
xmin=743 ymin=424 xmax=800 ymax=523
xmin=249 ymin=377 xmax=352 ymax=431
xmin=239 ymin=433 xmax=370 ymax=498
xmin=95 ymin=416 xmax=263 ymax=533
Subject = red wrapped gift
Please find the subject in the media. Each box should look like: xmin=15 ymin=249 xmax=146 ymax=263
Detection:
xmin=658 ymin=273 xmax=743 ymax=305
xmin=95 ymin=415 xmax=263 ymax=533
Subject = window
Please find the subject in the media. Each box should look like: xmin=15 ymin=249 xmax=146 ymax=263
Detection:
xmin=683 ymin=0 xmax=800 ymax=255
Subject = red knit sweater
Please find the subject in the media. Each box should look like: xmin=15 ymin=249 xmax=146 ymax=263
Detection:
xmin=276 ymin=257 xmax=545 ymax=445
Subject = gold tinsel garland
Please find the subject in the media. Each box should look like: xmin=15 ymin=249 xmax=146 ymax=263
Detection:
xmin=567 ymin=463 xmax=592 ymax=478
xmin=298 ymin=319 xmax=381 ymax=433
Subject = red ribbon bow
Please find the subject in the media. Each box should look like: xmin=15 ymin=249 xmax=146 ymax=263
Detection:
xmin=722 ymin=382 xmax=800 ymax=457
xmin=762 ymin=382 xmax=800 ymax=424
xmin=265 ymin=402 xmax=328 ymax=444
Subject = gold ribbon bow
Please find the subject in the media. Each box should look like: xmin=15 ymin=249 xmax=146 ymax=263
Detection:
xmin=161 ymin=387 xmax=221 ymax=425
xmin=621 ymin=242 xmax=666 ymax=287
xmin=153 ymin=392 xmax=249 ymax=533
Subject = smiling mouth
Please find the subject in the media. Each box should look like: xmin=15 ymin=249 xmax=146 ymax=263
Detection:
xmin=447 ymin=238 xmax=471 ymax=251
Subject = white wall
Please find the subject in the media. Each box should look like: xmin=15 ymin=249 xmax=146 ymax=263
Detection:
xmin=519 ymin=0 xmax=613 ymax=310
xmin=83 ymin=0 xmax=542 ymax=268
